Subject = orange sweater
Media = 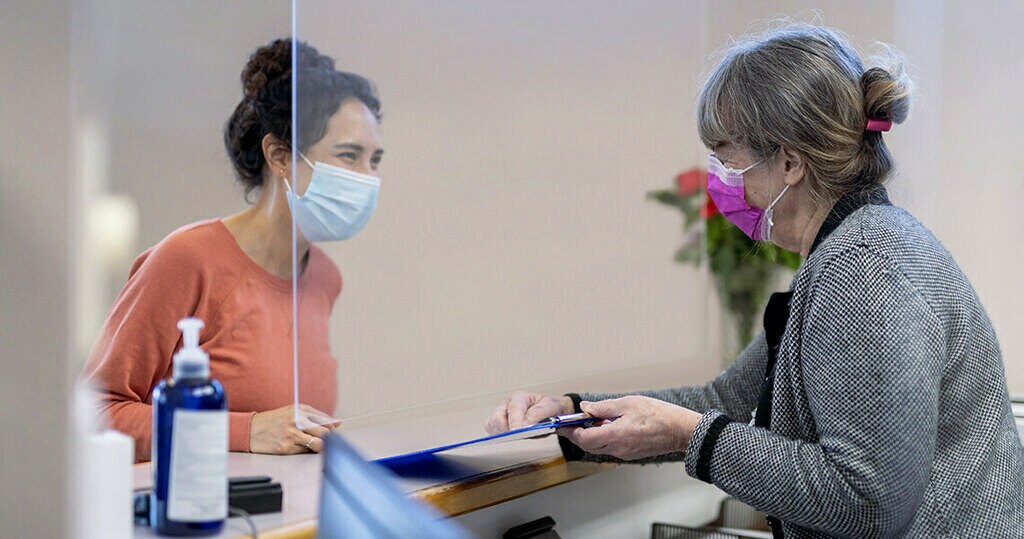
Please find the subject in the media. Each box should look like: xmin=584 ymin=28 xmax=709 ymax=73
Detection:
xmin=79 ymin=219 xmax=340 ymax=462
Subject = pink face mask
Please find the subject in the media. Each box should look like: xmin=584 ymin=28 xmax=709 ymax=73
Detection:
xmin=706 ymin=154 xmax=789 ymax=242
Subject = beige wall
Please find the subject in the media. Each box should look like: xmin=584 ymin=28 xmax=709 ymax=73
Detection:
xmin=299 ymin=1 xmax=715 ymax=418
xmin=0 ymin=1 xmax=72 ymax=537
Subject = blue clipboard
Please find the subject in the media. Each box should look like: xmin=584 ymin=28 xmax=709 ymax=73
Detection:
xmin=373 ymin=413 xmax=599 ymax=466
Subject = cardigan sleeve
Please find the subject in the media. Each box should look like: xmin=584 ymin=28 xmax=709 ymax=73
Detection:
xmin=559 ymin=332 xmax=770 ymax=464
xmin=683 ymin=246 xmax=944 ymax=537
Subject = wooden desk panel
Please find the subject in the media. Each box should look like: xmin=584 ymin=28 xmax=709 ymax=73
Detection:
xmin=416 ymin=456 xmax=616 ymax=517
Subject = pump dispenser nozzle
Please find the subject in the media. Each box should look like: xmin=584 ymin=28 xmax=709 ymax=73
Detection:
xmin=173 ymin=317 xmax=210 ymax=379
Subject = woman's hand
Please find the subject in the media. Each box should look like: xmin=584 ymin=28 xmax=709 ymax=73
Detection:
xmin=485 ymin=391 xmax=575 ymax=435
xmin=556 ymin=396 xmax=702 ymax=461
xmin=249 ymin=404 xmax=341 ymax=454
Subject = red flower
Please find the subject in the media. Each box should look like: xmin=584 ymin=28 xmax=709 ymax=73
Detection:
xmin=675 ymin=168 xmax=702 ymax=197
xmin=701 ymin=195 xmax=719 ymax=218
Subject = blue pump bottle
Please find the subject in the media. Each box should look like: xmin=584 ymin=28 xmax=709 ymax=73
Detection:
xmin=152 ymin=317 xmax=227 ymax=536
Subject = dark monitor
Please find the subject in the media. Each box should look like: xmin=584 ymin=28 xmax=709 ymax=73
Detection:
xmin=317 ymin=433 xmax=471 ymax=539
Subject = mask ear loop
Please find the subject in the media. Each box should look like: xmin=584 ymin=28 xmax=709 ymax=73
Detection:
xmin=299 ymin=153 xmax=316 ymax=169
xmin=737 ymin=159 xmax=764 ymax=175
xmin=761 ymin=184 xmax=791 ymax=243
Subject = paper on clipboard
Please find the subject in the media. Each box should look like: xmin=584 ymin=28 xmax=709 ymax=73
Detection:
xmin=373 ymin=413 xmax=599 ymax=466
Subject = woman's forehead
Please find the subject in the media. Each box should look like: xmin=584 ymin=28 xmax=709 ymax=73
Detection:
xmin=320 ymin=100 xmax=383 ymax=149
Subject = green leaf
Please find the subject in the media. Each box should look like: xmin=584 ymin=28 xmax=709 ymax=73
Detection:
xmin=674 ymin=245 xmax=701 ymax=265
xmin=681 ymin=204 xmax=700 ymax=229
xmin=647 ymin=190 xmax=682 ymax=207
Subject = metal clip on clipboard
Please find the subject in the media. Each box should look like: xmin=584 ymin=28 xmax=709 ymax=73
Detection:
xmin=532 ymin=412 xmax=600 ymax=428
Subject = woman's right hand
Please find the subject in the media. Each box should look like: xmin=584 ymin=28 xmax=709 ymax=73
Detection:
xmin=485 ymin=391 xmax=575 ymax=435
xmin=249 ymin=404 xmax=340 ymax=455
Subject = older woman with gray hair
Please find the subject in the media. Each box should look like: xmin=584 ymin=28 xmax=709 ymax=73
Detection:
xmin=486 ymin=24 xmax=1023 ymax=538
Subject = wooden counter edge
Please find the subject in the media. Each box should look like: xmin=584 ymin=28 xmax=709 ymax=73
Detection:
xmin=252 ymin=455 xmax=618 ymax=539
xmin=416 ymin=454 xmax=617 ymax=517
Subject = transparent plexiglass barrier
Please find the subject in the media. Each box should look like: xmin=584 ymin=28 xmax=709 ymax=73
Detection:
xmin=66 ymin=0 xmax=1024 ymax=496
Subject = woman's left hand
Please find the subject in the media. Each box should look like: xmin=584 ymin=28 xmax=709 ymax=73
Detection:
xmin=557 ymin=396 xmax=703 ymax=461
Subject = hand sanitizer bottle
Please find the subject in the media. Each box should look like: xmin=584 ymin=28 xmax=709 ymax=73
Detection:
xmin=152 ymin=317 xmax=227 ymax=536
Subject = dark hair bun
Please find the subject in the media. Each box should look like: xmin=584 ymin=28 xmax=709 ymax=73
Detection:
xmin=224 ymin=39 xmax=381 ymax=199
xmin=860 ymin=50 xmax=912 ymax=125
xmin=241 ymin=40 xmax=289 ymax=101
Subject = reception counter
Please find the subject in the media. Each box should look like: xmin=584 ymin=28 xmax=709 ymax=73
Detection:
xmin=133 ymin=423 xmax=615 ymax=538
xmin=133 ymin=360 xmax=719 ymax=538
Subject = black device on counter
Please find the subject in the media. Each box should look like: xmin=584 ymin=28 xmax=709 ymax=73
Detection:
xmin=503 ymin=516 xmax=561 ymax=539
xmin=134 ymin=475 xmax=283 ymax=527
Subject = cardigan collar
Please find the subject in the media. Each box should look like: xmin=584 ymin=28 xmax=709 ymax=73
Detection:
xmin=808 ymin=187 xmax=891 ymax=256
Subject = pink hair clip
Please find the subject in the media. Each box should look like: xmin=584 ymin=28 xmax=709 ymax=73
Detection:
xmin=865 ymin=118 xmax=892 ymax=132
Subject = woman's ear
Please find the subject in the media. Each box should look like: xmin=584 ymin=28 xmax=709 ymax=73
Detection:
xmin=779 ymin=147 xmax=806 ymax=187
xmin=262 ymin=133 xmax=292 ymax=179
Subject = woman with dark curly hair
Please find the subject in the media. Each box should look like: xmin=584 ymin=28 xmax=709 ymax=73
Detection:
xmin=80 ymin=39 xmax=384 ymax=462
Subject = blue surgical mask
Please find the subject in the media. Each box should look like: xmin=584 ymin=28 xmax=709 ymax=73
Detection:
xmin=285 ymin=154 xmax=380 ymax=242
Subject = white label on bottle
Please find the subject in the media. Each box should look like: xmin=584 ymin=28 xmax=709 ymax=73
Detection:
xmin=167 ymin=409 xmax=228 ymax=522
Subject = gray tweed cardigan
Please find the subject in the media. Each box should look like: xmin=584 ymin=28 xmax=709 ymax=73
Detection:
xmin=566 ymin=191 xmax=1024 ymax=538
